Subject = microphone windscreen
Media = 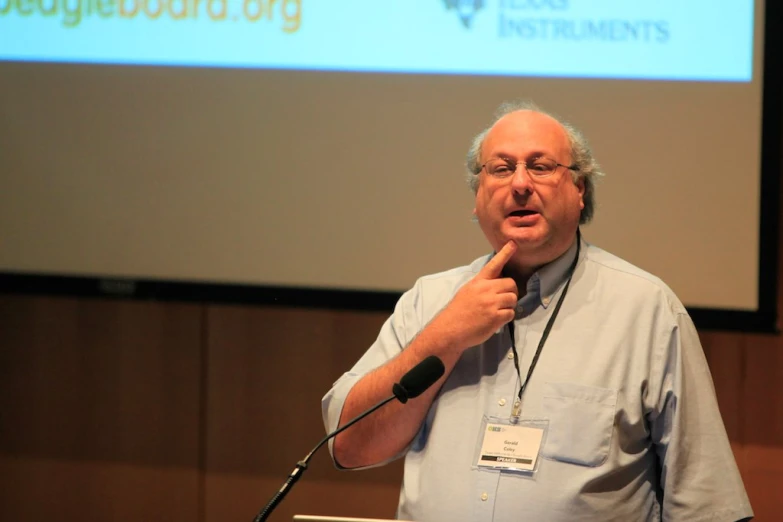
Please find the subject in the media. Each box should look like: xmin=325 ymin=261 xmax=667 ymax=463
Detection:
xmin=396 ymin=355 xmax=446 ymax=401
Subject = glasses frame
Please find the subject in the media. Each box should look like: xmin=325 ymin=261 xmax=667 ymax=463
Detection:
xmin=479 ymin=156 xmax=580 ymax=180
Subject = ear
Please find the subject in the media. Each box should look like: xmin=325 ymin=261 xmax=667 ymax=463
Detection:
xmin=576 ymin=177 xmax=586 ymax=209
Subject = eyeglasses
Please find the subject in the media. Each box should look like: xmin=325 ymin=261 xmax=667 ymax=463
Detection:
xmin=480 ymin=157 xmax=579 ymax=180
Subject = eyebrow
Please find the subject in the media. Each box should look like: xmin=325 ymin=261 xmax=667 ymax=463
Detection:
xmin=489 ymin=150 xmax=551 ymax=162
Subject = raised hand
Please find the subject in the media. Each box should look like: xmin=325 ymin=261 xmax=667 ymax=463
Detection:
xmin=429 ymin=240 xmax=519 ymax=352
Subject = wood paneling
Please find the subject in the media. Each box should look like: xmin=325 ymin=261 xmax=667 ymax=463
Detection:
xmin=700 ymin=331 xmax=745 ymax=442
xmin=0 ymin=296 xmax=203 ymax=521
xmin=205 ymin=474 xmax=401 ymax=522
xmin=1 ymin=292 xmax=783 ymax=520
xmin=0 ymin=456 xmax=200 ymax=521
xmin=203 ymin=304 xmax=403 ymax=521
xmin=740 ymin=333 xmax=783 ymax=518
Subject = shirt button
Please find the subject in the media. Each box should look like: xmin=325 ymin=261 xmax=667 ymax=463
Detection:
xmin=542 ymin=297 xmax=550 ymax=305
xmin=498 ymin=398 xmax=506 ymax=406
xmin=481 ymin=492 xmax=489 ymax=501
xmin=507 ymin=350 xmax=514 ymax=359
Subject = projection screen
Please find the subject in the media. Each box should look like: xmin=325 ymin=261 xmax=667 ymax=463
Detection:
xmin=0 ymin=0 xmax=780 ymax=331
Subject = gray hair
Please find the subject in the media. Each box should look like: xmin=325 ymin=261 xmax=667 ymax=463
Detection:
xmin=465 ymin=100 xmax=604 ymax=224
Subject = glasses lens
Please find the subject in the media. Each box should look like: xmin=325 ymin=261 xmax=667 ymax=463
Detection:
xmin=485 ymin=158 xmax=560 ymax=178
xmin=527 ymin=157 xmax=557 ymax=177
xmin=486 ymin=159 xmax=514 ymax=178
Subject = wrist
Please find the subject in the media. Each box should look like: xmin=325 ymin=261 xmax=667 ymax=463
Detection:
xmin=416 ymin=316 xmax=467 ymax=360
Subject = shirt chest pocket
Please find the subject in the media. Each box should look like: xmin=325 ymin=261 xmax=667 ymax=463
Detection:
xmin=540 ymin=382 xmax=617 ymax=467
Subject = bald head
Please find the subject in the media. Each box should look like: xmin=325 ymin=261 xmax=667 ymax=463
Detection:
xmin=482 ymin=110 xmax=573 ymax=169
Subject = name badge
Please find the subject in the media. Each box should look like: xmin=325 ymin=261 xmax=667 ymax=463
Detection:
xmin=476 ymin=419 xmax=547 ymax=474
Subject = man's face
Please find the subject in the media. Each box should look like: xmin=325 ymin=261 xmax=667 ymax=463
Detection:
xmin=474 ymin=110 xmax=585 ymax=266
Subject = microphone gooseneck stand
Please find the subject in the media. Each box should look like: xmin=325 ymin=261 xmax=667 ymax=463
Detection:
xmin=252 ymin=395 xmax=396 ymax=522
xmin=251 ymin=355 xmax=445 ymax=522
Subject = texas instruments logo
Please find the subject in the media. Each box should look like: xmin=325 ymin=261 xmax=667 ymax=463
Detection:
xmin=443 ymin=0 xmax=485 ymax=28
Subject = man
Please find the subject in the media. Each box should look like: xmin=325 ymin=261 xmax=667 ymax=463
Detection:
xmin=321 ymin=101 xmax=753 ymax=521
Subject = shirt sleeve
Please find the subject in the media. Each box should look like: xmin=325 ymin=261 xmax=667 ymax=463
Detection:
xmin=321 ymin=279 xmax=425 ymax=469
xmin=649 ymin=310 xmax=753 ymax=521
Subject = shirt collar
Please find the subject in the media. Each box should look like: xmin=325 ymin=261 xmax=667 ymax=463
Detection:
xmin=536 ymin=234 xmax=580 ymax=308
xmin=488 ymin=232 xmax=582 ymax=313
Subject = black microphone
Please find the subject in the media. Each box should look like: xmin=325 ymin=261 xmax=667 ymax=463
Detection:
xmin=252 ymin=355 xmax=446 ymax=522
xmin=392 ymin=355 xmax=446 ymax=403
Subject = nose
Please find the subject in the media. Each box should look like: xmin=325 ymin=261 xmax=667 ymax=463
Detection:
xmin=509 ymin=162 xmax=533 ymax=195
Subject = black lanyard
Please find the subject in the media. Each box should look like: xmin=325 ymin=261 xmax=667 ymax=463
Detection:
xmin=507 ymin=232 xmax=581 ymax=418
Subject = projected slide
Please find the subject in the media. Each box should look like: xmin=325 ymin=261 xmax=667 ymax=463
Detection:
xmin=1 ymin=0 xmax=753 ymax=81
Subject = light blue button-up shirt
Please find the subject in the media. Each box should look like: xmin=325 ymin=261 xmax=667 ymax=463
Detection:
xmin=323 ymin=237 xmax=752 ymax=522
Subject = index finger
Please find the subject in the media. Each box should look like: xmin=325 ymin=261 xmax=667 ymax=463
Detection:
xmin=479 ymin=241 xmax=517 ymax=279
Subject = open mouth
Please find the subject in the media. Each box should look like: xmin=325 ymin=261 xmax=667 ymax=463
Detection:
xmin=508 ymin=210 xmax=538 ymax=218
